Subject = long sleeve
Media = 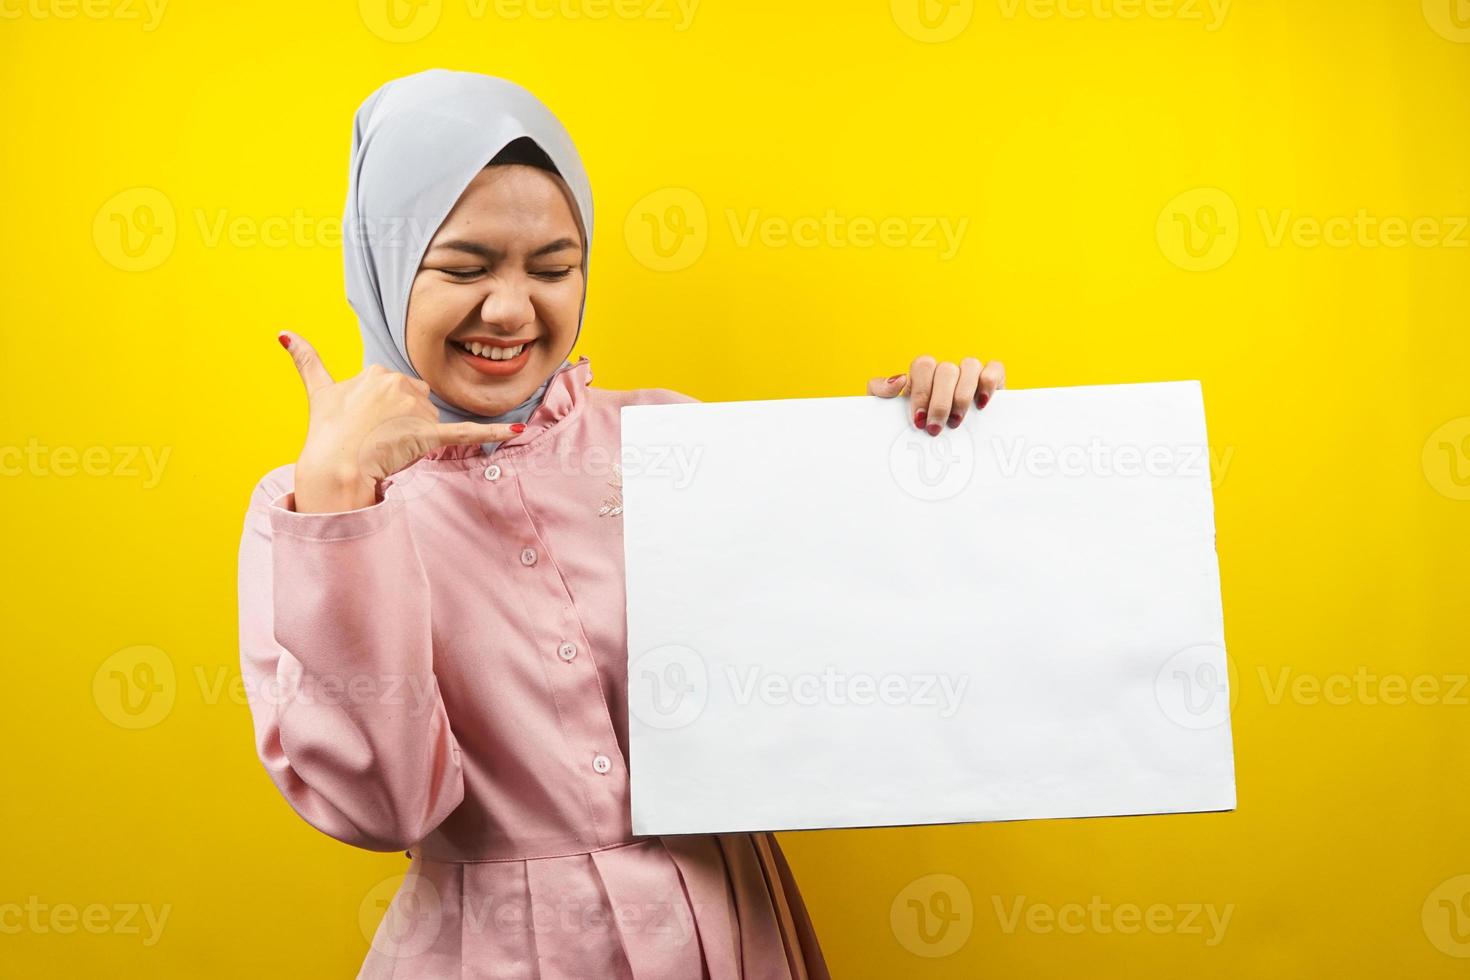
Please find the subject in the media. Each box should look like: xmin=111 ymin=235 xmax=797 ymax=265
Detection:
xmin=236 ymin=466 xmax=465 ymax=852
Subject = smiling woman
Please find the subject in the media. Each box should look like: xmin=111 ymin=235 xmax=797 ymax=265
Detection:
xmin=407 ymin=141 xmax=586 ymax=401
xmin=237 ymin=69 xmax=831 ymax=979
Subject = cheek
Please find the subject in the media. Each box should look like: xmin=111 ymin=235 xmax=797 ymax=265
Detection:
xmin=540 ymin=279 xmax=585 ymax=333
xmin=406 ymin=284 xmax=459 ymax=353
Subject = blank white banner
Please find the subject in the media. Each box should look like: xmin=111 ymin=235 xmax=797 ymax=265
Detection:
xmin=621 ymin=381 xmax=1236 ymax=835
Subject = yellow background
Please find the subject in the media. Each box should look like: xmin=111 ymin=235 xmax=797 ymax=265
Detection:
xmin=2 ymin=0 xmax=1468 ymax=976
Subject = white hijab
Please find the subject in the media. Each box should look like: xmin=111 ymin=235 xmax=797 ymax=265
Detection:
xmin=342 ymin=69 xmax=592 ymax=450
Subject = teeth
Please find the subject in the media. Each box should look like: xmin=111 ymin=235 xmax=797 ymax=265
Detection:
xmin=460 ymin=341 xmax=526 ymax=361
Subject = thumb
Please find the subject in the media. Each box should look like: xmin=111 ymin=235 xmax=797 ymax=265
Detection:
xmin=867 ymin=372 xmax=908 ymax=397
xmin=431 ymin=421 xmax=525 ymax=448
xmin=279 ymin=330 xmax=335 ymax=397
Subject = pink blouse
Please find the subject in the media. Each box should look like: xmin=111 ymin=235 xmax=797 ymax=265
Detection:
xmin=236 ymin=357 xmax=829 ymax=979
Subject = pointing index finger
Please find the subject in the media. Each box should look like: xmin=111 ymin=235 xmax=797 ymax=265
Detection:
xmin=432 ymin=421 xmax=527 ymax=449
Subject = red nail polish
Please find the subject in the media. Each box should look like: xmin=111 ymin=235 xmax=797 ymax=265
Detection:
xmin=887 ymin=374 xmax=904 ymax=384
xmin=978 ymin=392 xmax=990 ymax=410
xmin=926 ymin=423 xmax=942 ymax=436
xmin=510 ymin=423 xmax=526 ymax=433
xmin=277 ymin=333 xmax=290 ymax=349
xmin=947 ymin=413 xmax=961 ymax=428
xmin=914 ymin=410 xmax=927 ymax=429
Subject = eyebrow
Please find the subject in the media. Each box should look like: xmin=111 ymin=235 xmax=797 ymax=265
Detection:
xmin=427 ymin=237 xmax=582 ymax=261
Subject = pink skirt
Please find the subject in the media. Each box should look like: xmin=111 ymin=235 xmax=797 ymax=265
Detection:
xmin=359 ymin=831 xmax=829 ymax=979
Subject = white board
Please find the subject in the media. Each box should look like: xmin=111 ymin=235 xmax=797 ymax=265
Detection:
xmin=621 ymin=381 xmax=1236 ymax=835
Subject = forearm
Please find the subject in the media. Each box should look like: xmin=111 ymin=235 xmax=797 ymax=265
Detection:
xmin=238 ymin=470 xmax=464 ymax=851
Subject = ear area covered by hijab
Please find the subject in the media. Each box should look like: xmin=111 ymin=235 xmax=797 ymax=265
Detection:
xmin=342 ymin=69 xmax=593 ymax=448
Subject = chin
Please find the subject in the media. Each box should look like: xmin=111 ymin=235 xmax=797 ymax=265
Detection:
xmin=451 ymin=378 xmax=539 ymax=417
xmin=454 ymin=390 xmax=524 ymax=417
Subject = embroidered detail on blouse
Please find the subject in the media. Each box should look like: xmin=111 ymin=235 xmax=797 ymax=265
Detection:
xmin=598 ymin=463 xmax=623 ymax=518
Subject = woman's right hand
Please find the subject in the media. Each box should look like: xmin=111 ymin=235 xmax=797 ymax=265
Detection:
xmin=279 ymin=330 xmax=523 ymax=513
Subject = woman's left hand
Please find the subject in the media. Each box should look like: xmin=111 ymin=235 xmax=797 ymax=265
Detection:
xmin=867 ymin=355 xmax=1006 ymax=436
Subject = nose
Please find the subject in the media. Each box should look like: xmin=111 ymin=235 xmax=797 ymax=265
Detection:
xmin=478 ymin=276 xmax=535 ymax=332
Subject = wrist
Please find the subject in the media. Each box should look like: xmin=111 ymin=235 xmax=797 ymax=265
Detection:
xmin=293 ymin=459 xmax=377 ymax=513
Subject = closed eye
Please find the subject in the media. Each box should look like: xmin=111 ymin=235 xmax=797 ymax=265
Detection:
xmin=437 ymin=268 xmax=573 ymax=282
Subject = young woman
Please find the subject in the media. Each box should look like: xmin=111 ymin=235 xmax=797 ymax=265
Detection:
xmin=237 ymin=68 xmax=1004 ymax=979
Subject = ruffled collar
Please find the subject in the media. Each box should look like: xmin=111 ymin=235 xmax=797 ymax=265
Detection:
xmin=421 ymin=356 xmax=593 ymax=461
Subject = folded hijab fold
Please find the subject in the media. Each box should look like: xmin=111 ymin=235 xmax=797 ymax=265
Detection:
xmin=342 ymin=69 xmax=593 ymax=449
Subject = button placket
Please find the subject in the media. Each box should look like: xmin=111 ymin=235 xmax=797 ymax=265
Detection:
xmin=494 ymin=460 xmax=629 ymax=827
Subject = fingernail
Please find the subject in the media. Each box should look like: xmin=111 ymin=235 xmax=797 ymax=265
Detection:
xmin=914 ymin=410 xmax=927 ymax=429
xmin=510 ymin=423 xmax=526 ymax=433
xmin=947 ymin=413 xmax=961 ymax=428
xmin=978 ymin=392 xmax=990 ymax=410
xmin=886 ymin=374 xmax=904 ymax=384
xmin=926 ymin=423 xmax=942 ymax=436
xmin=277 ymin=333 xmax=290 ymax=349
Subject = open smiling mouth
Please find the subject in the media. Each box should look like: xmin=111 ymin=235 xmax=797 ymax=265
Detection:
xmin=450 ymin=338 xmax=536 ymax=377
